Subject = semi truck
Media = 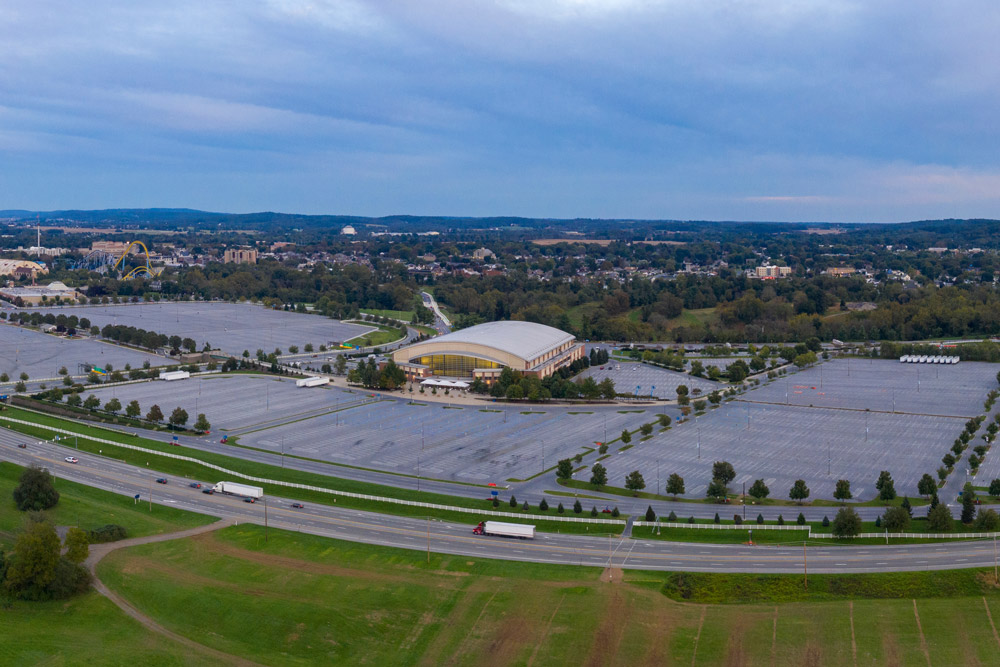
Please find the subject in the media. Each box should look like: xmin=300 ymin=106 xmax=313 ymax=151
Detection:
xmin=212 ymin=481 xmax=264 ymax=499
xmin=472 ymin=521 xmax=536 ymax=540
xmin=159 ymin=370 xmax=191 ymax=381
xmin=295 ymin=376 xmax=330 ymax=388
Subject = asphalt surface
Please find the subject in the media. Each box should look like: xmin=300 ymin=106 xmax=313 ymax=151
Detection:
xmin=4 ymin=430 xmax=1000 ymax=574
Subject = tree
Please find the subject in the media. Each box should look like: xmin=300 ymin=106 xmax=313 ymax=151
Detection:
xmin=918 ymin=473 xmax=937 ymax=498
xmin=169 ymin=407 xmax=189 ymax=428
xmin=146 ymin=404 xmax=164 ymax=423
xmin=990 ymin=478 xmax=1000 ymax=497
xmin=975 ymin=508 xmax=1000 ymax=532
xmin=334 ymin=355 xmax=347 ymax=375
xmin=875 ymin=471 xmax=896 ymax=502
xmin=747 ymin=479 xmax=770 ymax=500
xmin=509 ymin=495 xmax=518 ymax=508
xmin=796 ymin=512 xmax=806 ymax=526
xmin=125 ymin=400 xmax=141 ymax=419
xmin=831 ymin=506 xmax=862 ymax=537
xmin=57 ymin=366 xmax=67 ymax=375
xmin=194 ymin=414 xmax=211 ymax=433
xmin=589 ymin=463 xmax=608 ymax=488
xmin=4 ymin=520 xmax=61 ymax=598
xmin=657 ymin=414 xmax=671 ymax=428
xmin=833 ymin=479 xmax=852 ymax=502
xmin=63 ymin=527 xmax=89 ymax=564
xmin=620 ymin=429 xmax=632 ymax=445
xmin=712 ymin=461 xmax=736 ymax=486
xmin=539 ymin=498 xmax=549 ymax=512
xmin=901 ymin=496 xmax=912 ymax=517
xmin=12 ymin=465 xmax=60 ymax=511
xmin=104 ymin=398 xmax=122 ymax=414
xmin=789 ymin=479 xmax=810 ymax=503
xmin=706 ymin=478 xmax=728 ymax=498
xmin=927 ymin=503 xmax=953 ymax=532
xmin=962 ymin=483 xmax=977 ymax=524
xmin=624 ymin=470 xmax=646 ymax=495
xmin=83 ymin=395 xmax=100 ymax=410
xmin=573 ymin=499 xmax=583 ymax=514
xmin=640 ymin=423 xmax=653 ymax=436
xmin=882 ymin=506 xmax=910 ymax=532
xmin=15 ymin=381 xmax=26 ymax=393
xmin=645 ymin=505 xmax=656 ymax=522
xmin=556 ymin=459 xmax=573 ymax=480
xmin=666 ymin=473 xmax=685 ymax=498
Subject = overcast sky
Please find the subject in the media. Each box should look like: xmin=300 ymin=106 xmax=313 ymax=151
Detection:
xmin=2 ymin=1 xmax=1000 ymax=222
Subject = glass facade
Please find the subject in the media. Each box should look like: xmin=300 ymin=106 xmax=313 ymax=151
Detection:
xmin=416 ymin=354 xmax=501 ymax=376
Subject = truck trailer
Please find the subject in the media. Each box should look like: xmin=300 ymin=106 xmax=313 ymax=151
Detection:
xmin=295 ymin=376 xmax=330 ymax=388
xmin=472 ymin=521 xmax=535 ymax=539
xmin=213 ymin=481 xmax=264 ymax=499
xmin=159 ymin=370 xmax=191 ymax=381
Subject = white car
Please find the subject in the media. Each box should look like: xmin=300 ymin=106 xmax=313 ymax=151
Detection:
xmin=64 ymin=456 xmax=79 ymax=464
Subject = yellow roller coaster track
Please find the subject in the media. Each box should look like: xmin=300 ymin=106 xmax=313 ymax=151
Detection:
xmin=111 ymin=240 xmax=162 ymax=279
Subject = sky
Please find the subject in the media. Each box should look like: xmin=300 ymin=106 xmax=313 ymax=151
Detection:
xmin=2 ymin=1 xmax=1000 ymax=222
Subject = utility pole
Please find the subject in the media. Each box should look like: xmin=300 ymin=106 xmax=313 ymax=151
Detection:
xmin=264 ymin=495 xmax=269 ymax=543
xmin=803 ymin=542 xmax=808 ymax=590
xmin=148 ymin=480 xmax=152 ymax=512
xmin=426 ymin=517 xmax=430 ymax=563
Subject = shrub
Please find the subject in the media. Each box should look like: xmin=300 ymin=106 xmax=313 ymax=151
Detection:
xmin=85 ymin=524 xmax=128 ymax=543
xmin=687 ymin=516 xmax=695 ymax=524
xmin=733 ymin=514 xmax=743 ymax=525
xmin=713 ymin=513 xmax=720 ymax=524
xmin=557 ymin=503 xmax=565 ymax=514
xmin=831 ymin=507 xmax=861 ymax=537
xmin=796 ymin=513 xmax=806 ymax=526
xmin=777 ymin=515 xmax=784 ymax=525
xmin=573 ymin=499 xmax=583 ymax=514
xmin=756 ymin=513 xmax=764 ymax=525
xmin=667 ymin=511 xmax=677 ymax=522
xmin=539 ymin=498 xmax=549 ymax=512
xmin=822 ymin=516 xmax=830 ymax=527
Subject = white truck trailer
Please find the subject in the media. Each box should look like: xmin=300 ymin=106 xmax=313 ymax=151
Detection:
xmin=472 ymin=521 xmax=536 ymax=539
xmin=159 ymin=370 xmax=191 ymax=381
xmin=295 ymin=376 xmax=330 ymax=388
xmin=213 ymin=481 xmax=264 ymax=499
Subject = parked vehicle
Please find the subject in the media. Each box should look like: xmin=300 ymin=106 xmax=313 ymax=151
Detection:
xmin=212 ymin=481 xmax=264 ymax=499
xmin=472 ymin=521 xmax=535 ymax=540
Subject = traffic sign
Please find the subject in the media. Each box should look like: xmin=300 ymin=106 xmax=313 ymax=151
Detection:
xmin=491 ymin=490 xmax=499 ymax=496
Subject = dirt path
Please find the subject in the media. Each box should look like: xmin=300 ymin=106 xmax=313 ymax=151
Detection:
xmin=85 ymin=519 xmax=262 ymax=667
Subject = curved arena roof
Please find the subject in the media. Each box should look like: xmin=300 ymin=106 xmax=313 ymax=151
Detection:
xmin=400 ymin=321 xmax=575 ymax=365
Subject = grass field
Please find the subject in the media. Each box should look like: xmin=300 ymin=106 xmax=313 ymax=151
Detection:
xmin=0 ymin=460 xmax=214 ymax=545
xmin=94 ymin=524 xmax=1000 ymax=666
xmin=344 ymin=320 xmax=405 ymax=347
xmin=359 ymin=308 xmax=415 ymax=321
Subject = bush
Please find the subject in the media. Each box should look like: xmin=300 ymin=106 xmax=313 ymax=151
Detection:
xmin=927 ymin=503 xmax=953 ymax=532
xmin=733 ymin=514 xmax=743 ymax=525
xmin=573 ymin=499 xmax=582 ymax=514
xmin=974 ymin=508 xmax=1000 ymax=532
xmin=539 ymin=498 xmax=549 ymax=512
xmin=713 ymin=513 xmax=720 ymax=524
xmin=85 ymin=524 xmax=128 ymax=544
xmin=590 ymin=506 xmax=598 ymax=517
xmin=645 ymin=505 xmax=656 ymax=522
xmin=667 ymin=511 xmax=677 ymax=522
xmin=882 ymin=506 xmax=911 ymax=532
xmin=822 ymin=516 xmax=830 ymax=527
xmin=777 ymin=514 xmax=784 ymax=525
xmin=831 ymin=507 xmax=861 ymax=537
xmin=756 ymin=513 xmax=764 ymax=525
xmin=509 ymin=495 xmax=517 ymax=508
xmin=796 ymin=513 xmax=806 ymax=526
xmin=611 ymin=507 xmax=620 ymax=517
xmin=687 ymin=516 xmax=695 ymax=524
xmin=557 ymin=503 xmax=565 ymax=514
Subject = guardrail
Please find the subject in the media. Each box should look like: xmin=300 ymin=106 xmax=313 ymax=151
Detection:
xmin=0 ymin=415 xmax=625 ymax=526
xmin=633 ymin=521 xmax=809 ymax=531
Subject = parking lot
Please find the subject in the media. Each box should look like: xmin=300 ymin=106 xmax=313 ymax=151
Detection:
xmin=0 ymin=324 xmax=167 ymax=381
xmin=746 ymin=358 xmax=997 ymax=417
xmin=577 ymin=361 xmax=718 ymax=399
xmin=84 ymin=374 xmax=652 ymax=483
xmin=30 ymin=302 xmax=375 ymax=357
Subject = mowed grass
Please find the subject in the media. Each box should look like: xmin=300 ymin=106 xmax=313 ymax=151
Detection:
xmin=0 ymin=590 xmax=204 ymax=665
xmin=97 ymin=524 xmax=1000 ymax=666
xmin=0 ymin=460 xmax=214 ymax=545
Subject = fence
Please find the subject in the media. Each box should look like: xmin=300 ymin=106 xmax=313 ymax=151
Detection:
xmin=633 ymin=521 xmax=810 ymax=531
xmin=632 ymin=520 xmax=1000 ymax=540
xmin=0 ymin=415 xmax=625 ymax=526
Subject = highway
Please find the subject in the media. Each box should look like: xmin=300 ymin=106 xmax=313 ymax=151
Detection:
xmin=3 ymin=430 xmax=999 ymax=575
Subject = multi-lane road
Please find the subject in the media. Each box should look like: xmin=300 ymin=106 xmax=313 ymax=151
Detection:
xmin=2 ymin=428 xmax=998 ymax=575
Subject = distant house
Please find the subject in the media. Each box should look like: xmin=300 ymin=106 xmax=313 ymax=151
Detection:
xmin=342 ymin=225 xmax=357 ymax=236
xmin=472 ymin=248 xmax=495 ymax=261
xmin=223 ymin=248 xmax=258 ymax=264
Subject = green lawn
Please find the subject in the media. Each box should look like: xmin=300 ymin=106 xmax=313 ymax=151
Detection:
xmin=94 ymin=523 xmax=1000 ymax=666
xmin=0 ymin=590 xmax=204 ymax=665
xmin=345 ymin=320 xmax=406 ymax=346
xmin=0 ymin=460 xmax=214 ymax=545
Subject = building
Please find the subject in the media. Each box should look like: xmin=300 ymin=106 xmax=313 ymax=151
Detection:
xmin=391 ymin=320 xmax=584 ymax=383
xmin=0 ymin=259 xmax=47 ymax=279
xmin=823 ymin=267 xmax=857 ymax=277
xmin=754 ymin=265 xmax=792 ymax=279
xmin=91 ymin=241 xmax=133 ymax=255
xmin=223 ymin=248 xmax=258 ymax=264
xmin=0 ymin=281 xmax=80 ymax=306
xmin=472 ymin=247 xmax=495 ymax=261
xmin=341 ymin=225 xmax=357 ymax=236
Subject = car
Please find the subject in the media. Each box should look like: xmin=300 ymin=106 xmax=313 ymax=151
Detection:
xmin=17 ymin=443 xmax=26 ymax=449
xmin=155 ymin=478 xmax=167 ymax=484
xmin=291 ymin=503 xmax=304 ymax=509
xmin=189 ymin=482 xmax=202 ymax=489
xmin=64 ymin=456 xmax=78 ymax=464
xmin=243 ymin=497 xmax=256 ymax=503
xmin=202 ymin=488 xmax=214 ymax=495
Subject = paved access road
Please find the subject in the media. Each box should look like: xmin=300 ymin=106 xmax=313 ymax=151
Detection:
xmin=3 ymin=431 xmax=999 ymax=575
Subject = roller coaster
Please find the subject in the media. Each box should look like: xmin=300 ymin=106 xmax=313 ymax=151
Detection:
xmin=74 ymin=241 xmax=162 ymax=280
